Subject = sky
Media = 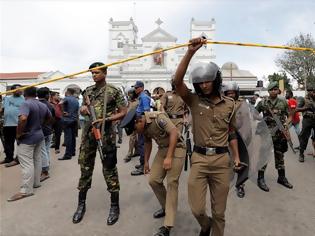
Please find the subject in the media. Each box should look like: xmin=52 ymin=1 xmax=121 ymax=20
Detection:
xmin=0 ymin=0 xmax=314 ymax=82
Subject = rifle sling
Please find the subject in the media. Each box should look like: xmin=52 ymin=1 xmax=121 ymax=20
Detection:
xmin=101 ymin=85 xmax=108 ymax=143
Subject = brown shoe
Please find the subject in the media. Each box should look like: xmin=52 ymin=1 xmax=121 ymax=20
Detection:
xmin=7 ymin=192 xmax=34 ymax=202
xmin=5 ymin=160 xmax=19 ymax=168
xmin=0 ymin=160 xmax=8 ymax=165
xmin=40 ymin=172 xmax=50 ymax=182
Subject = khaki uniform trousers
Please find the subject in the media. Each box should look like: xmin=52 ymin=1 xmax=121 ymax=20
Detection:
xmin=127 ymin=131 xmax=138 ymax=156
xmin=149 ymin=147 xmax=185 ymax=227
xmin=188 ymin=152 xmax=231 ymax=236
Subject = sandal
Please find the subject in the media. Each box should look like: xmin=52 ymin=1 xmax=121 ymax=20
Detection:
xmin=7 ymin=192 xmax=34 ymax=202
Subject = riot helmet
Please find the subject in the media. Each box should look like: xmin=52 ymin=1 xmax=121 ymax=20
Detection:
xmin=190 ymin=62 xmax=222 ymax=96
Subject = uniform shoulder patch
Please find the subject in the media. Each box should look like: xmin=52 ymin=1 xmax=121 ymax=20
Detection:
xmin=158 ymin=118 xmax=167 ymax=128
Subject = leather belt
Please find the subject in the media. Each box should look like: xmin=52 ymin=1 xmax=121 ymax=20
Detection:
xmin=167 ymin=114 xmax=184 ymax=119
xmin=193 ymin=145 xmax=229 ymax=155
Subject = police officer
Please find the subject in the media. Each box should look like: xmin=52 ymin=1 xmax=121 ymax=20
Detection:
xmin=72 ymin=62 xmax=127 ymax=225
xmin=222 ymin=81 xmax=248 ymax=198
xmin=122 ymin=111 xmax=186 ymax=236
xmin=173 ymin=37 xmax=240 ymax=236
xmin=160 ymin=78 xmax=189 ymax=133
xmin=296 ymin=81 xmax=315 ymax=162
xmin=255 ymin=81 xmax=293 ymax=191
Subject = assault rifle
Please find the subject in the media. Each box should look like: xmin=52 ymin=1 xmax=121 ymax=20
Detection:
xmin=184 ymin=123 xmax=192 ymax=171
xmin=85 ymin=95 xmax=105 ymax=161
xmin=268 ymin=108 xmax=296 ymax=154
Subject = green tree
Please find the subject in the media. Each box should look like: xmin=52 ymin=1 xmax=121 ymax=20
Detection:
xmin=276 ymin=33 xmax=315 ymax=89
xmin=268 ymin=72 xmax=292 ymax=90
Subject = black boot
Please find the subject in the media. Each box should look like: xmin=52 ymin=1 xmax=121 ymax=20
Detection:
xmin=153 ymin=226 xmax=170 ymax=236
xmin=299 ymin=150 xmax=304 ymax=162
xmin=153 ymin=208 xmax=165 ymax=218
xmin=199 ymin=217 xmax=212 ymax=236
xmin=236 ymin=184 xmax=245 ymax=198
xmin=277 ymin=169 xmax=293 ymax=189
xmin=257 ymin=170 xmax=269 ymax=192
xmin=107 ymin=192 xmax=120 ymax=225
xmin=72 ymin=191 xmax=87 ymax=224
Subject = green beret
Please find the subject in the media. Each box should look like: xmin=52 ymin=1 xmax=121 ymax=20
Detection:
xmin=267 ymin=81 xmax=279 ymax=91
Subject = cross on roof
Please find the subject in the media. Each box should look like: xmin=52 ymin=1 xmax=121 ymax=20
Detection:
xmin=155 ymin=18 xmax=163 ymax=27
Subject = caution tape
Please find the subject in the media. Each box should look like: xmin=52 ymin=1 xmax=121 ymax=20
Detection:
xmin=1 ymin=40 xmax=314 ymax=96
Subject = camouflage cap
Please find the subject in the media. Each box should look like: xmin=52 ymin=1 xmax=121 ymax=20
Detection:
xmin=267 ymin=81 xmax=279 ymax=91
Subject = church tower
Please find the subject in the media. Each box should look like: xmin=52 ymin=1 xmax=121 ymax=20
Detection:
xmin=190 ymin=18 xmax=216 ymax=63
xmin=108 ymin=17 xmax=138 ymax=57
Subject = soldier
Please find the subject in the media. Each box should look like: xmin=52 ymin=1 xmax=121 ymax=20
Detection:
xmin=255 ymin=81 xmax=293 ymax=191
xmin=296 ymin=81 xmax=315 ymax=162
xmin=121 ymin=111 xmax=186 ymax=236
xmin=160 ymin=78 xmax=189 ymax=133
xmin=222 ymin=81 xmax=248 ymax=198
xmin=173 ymin=37 xmax=240 ymax=236
xmin=72 ymin=62 xmax=127 ymax=225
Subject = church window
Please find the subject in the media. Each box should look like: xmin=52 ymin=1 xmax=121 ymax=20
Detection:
xmin=153 ymin=47 xmax=164 ymax=66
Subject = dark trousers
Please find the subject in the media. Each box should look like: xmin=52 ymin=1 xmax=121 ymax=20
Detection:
xmin=63 ymin=120 xmax=76 ymax=157
xmin=53 ymin=118 xmax=63 ymax=150
xmin=137 ymin=133 xmax=144 ymax=165
xmin=299 ymin=117 xmax=315 ymax=151
xmin=3 ymin=126 xmax=17 ymax=162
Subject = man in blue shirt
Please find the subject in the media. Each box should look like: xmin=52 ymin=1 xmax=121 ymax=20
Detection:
xmin=0 ymin=84 xmax=24 ymax=167
xmin=131 ymin=81 xmax=151 ymax=176
xmin=59 ymin=88 xmax=79 ymax=160
xmin=7 ymin=87 xmax=52 ymax=201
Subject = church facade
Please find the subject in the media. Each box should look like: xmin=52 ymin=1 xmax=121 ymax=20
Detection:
xmin=1 ymin=18 xmax=259 ymax=96
xmin=106 ymin=17 xmax=216 ymax=94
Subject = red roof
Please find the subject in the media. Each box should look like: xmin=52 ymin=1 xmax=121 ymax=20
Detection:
xmin=0 ymin=72 xmax=45 ymax=80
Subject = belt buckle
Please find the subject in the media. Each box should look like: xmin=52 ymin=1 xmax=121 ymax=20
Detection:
xmin=206 ymin=147 xmax=216 ymax=155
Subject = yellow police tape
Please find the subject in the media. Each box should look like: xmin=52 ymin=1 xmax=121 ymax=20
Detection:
xmin=1 ymin=40 xmax=314 ymax=96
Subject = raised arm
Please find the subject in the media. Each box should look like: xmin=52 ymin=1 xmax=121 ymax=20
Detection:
xmin=173 ymin=37 xmax=206 ymax=101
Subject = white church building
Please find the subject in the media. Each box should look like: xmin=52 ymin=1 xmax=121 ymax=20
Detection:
xmin=0 ymin=18 xmax=259 ymax=96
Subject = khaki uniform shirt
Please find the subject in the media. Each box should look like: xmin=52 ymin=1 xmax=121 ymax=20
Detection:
xmin=184 ymin=92 xmax=236 ymax=147
xmin=160 ymin=91 xmax=187 ymax=116
xmin=143 ymin=112 xmax=185 ymax=150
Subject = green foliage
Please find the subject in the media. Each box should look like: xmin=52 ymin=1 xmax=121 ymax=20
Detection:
xmin=276 ymin=33 xmax=315 ymax=89
xmin=268 ymin=72 xmax=292 ymax=90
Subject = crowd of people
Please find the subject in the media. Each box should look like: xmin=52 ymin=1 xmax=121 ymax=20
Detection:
xmin=1 ymin=37 xmax=314 ymax=236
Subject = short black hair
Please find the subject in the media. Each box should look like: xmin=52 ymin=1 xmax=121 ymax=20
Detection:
xmin=66 ymin=88 xmax=76 ymax=95
xmin=37 ymin=87 xmax=50 ymax=99
xmin=50 ymin=91 xmax=59 ymax=97
xmin=286 ymin=90 xmax=293 ymax=97
xmin=89 ymin=62 xmax=107 ymax=73
xmin=24 ymin=87 xmax=37 ymax=97
xmin=11 ymin=84 xmax=21 ymax=90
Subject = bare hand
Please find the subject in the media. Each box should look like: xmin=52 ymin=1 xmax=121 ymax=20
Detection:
xmin=188 ymin=37 xmax=207 ymax=53
xmin=80 ymin=105 xmax=90 ymax=115
xmin=233 ymin=161 xmax=248 ymax=173
xmin=144 ymin=162 xmax=150 ymax=174
xmin=92 ymin=118 xmax=103 ymax=125
xmin=163 ymin=157 xmax=172 ymax=170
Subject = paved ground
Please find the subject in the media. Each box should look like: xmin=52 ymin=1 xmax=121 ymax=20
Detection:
xmin=1 ymin=130 xmax=315 ymax=236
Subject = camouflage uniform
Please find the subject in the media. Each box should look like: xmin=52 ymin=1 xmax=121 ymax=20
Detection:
xmin=256 ymin=97 xmax=289 ymax=170
xmin=78 ymin=83 xmax=125 ymax=193
xmin=299 ymin=95 xmax=315 ymax=160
